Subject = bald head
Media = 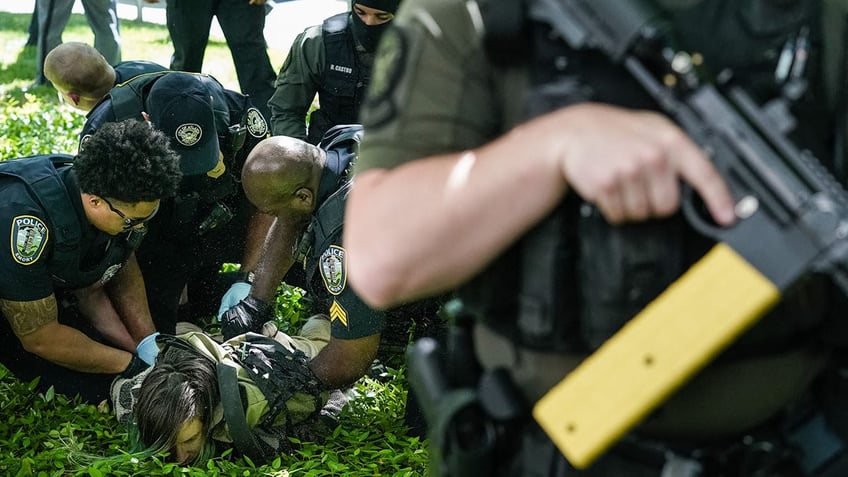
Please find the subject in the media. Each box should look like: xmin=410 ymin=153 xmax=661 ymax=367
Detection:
xmin=242 ymin=136 xmax=326 ymax=215
xmin=45 ymin=42 xmax=115 ymax=111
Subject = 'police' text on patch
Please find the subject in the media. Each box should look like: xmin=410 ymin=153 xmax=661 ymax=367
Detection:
xmin=320 ymin=245 xmax=347 ymax=296
xmin=11 ymin=215 xmax=48 ymax=265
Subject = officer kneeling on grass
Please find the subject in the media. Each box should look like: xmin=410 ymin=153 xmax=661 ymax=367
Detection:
xmin=219 ymin=125 xmax=444 ymax=436
xmin=0 ymin=120 xmax=181 ymax=403
xmin=80 ymin=71 xmax=273 ymax=336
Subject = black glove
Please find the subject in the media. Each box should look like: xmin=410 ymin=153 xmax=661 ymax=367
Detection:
xmin=235 ymin=338 xmax=326 ymax=421
xmin=221 ymin=295 xmax=274 ymax=340
xmin=120 ymin=354 xmax=149 ymax=378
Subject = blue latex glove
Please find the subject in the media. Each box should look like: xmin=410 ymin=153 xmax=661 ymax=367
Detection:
xmin=136 ymin=332 xmax=160 ymax=365
xmin=218 ymin=281 xmax=252 ymax=320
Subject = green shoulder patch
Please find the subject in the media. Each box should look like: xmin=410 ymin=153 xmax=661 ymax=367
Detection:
xmin=363 ymin=25 xmax=407 ymax=127
xmin=11 ymin=215 xmax=48 ymax=265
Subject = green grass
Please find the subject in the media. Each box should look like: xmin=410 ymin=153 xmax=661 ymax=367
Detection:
xmin=0 ymin=10 xmax=429 ymax=476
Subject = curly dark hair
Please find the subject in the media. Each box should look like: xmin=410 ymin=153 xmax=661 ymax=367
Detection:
xmin=75 ymin=119 xmax=181 ymax=202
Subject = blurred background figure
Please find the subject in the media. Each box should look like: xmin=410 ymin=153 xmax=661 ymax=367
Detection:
xmin=32 ymin=0 xmax=121 ymax=87
xmin=145 ymin=0 xmax=276 ymax=120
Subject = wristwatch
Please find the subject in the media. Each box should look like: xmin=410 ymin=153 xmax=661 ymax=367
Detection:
xmin=235 ymin=270 xmax=255 ymax=284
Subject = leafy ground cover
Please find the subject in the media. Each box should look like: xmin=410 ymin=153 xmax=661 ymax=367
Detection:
xmin=0 ymin=10 xmax=429 ymax=476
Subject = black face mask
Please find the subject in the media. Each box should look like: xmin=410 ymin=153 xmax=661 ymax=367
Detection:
xmin=350 ymin=13 xmax=390 ymax=53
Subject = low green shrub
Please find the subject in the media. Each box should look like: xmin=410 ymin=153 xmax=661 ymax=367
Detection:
xmin=0 ymin=78 xmax=429 ymax=477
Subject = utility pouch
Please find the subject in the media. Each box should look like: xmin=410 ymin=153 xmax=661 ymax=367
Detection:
xmin=408 ymin=336 xmax=527 ymax=476
xmin=226 ymin=123 xmax=248 ymax=157
xmin=197 ymin=201 xmax=234 ymax=236
xmin=577 ymin=203 xmax=688 ymax=349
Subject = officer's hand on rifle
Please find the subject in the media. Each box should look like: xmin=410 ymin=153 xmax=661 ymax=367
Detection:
xmin=221 ymin=295 xmax=274 ymax=340
xmin=538 ymin=103 xmax=735 ymax=226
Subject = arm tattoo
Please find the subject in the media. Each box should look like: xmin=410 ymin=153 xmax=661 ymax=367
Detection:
xmin=0 ymin=296 xmax=59 ymax=336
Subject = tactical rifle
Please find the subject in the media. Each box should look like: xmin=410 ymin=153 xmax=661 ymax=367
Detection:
xmin=529 ymin=0 xmax=848 ymax=469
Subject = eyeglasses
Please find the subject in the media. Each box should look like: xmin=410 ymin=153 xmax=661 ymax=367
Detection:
xmin=102 ymin=197 xmax=160 ymax=230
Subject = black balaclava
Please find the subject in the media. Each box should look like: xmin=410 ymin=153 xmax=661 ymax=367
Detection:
xmin=350 ymin=0 xmax=400 ymax=52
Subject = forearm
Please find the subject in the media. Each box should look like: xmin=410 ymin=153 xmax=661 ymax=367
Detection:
xmin=308 ymin=334 xmax=380 ymax=389
xmin=238 ymin=209 xmax=275 ymax=274
xmin=74 ymin=286 xmax=135 ymax=351
xmin=20 ymin=320 xmax=133 ymax=373
xmin=250 ymin=214 xmax=306 ymax=302
xmin=105 ymin=253 xmax=156 ymax=342
xmin=345 ymin=118 xmax=570 ymax=309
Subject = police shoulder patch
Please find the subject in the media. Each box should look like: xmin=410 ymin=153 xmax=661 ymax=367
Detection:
xmin=362 ymin=24 xmax=407 ymax=127
xmin=319 ymin=245 xmax=347 ymax=296
xmin=246 ymin=107 xmax=268 ymax=138
xmin=176 ymin=123 xmax=203 ymax=146
xmin=11 ymin=215 xmax=48 ymax=266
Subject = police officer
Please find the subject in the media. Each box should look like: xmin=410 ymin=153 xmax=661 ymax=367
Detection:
xmin=45 ymin=42 xmax=167 ymax=113
xmin=0 ymin=120 xmax=181 ymax=403
xmin=346 ymin=0 xmax=848 ymax=475
xmin=267 ymin=1 xmax=400 ymax=144
xmin=220 ymin=126 xmax=442 ymax=395
xmin=80 ymin=71 xmax=271 ymax=335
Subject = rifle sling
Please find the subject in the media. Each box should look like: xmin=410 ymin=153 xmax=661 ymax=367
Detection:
xmin=217 ymin=362 xmax=268 ymax=461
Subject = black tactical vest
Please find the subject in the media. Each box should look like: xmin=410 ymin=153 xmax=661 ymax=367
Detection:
xmin=463 ymin=0 xmax=835 ymax=356
xmin=310 ymin=14 xmax=368 ymax=144
xmin=0 ymin=155 xmax=138 ymax=289
xmin=299 ymin=125 xmax=362 ymax=292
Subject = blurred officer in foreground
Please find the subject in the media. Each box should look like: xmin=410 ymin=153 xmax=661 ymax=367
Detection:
xmin=44 ymin=42 xmax=166 ymax=113
xmin=0 ymin=120 xmax=181 ymax=403
xmin=81 ymin=71 xmax=272 ymax=335
xmin=345 ymin=0 xmax=848 ymax=475
xmin=268 ymin=1 xmax=399 ymax=144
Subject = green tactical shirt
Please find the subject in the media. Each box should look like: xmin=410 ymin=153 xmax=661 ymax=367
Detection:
xmin=357 ymin=0 xmax=526 ymax=173
xmin=269 ymin=25 xmax=326 ymax=140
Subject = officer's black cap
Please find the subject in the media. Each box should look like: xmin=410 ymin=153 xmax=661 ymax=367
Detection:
xmin=144 ymin=72 xmax=219 ymax=176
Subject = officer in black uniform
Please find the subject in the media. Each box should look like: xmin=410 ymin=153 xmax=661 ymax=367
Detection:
xmin=346 ymin=0 xmax=848 ymax=475
xmin=219 ymin=126 xmax=442 ymax=433
xmin=267 ymin=1 xmax=400 ymax=144
xmin=80 ymin=71 xmax=271 ymax=335
xmin=0 ymin=120 xmax=181 ymax=403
